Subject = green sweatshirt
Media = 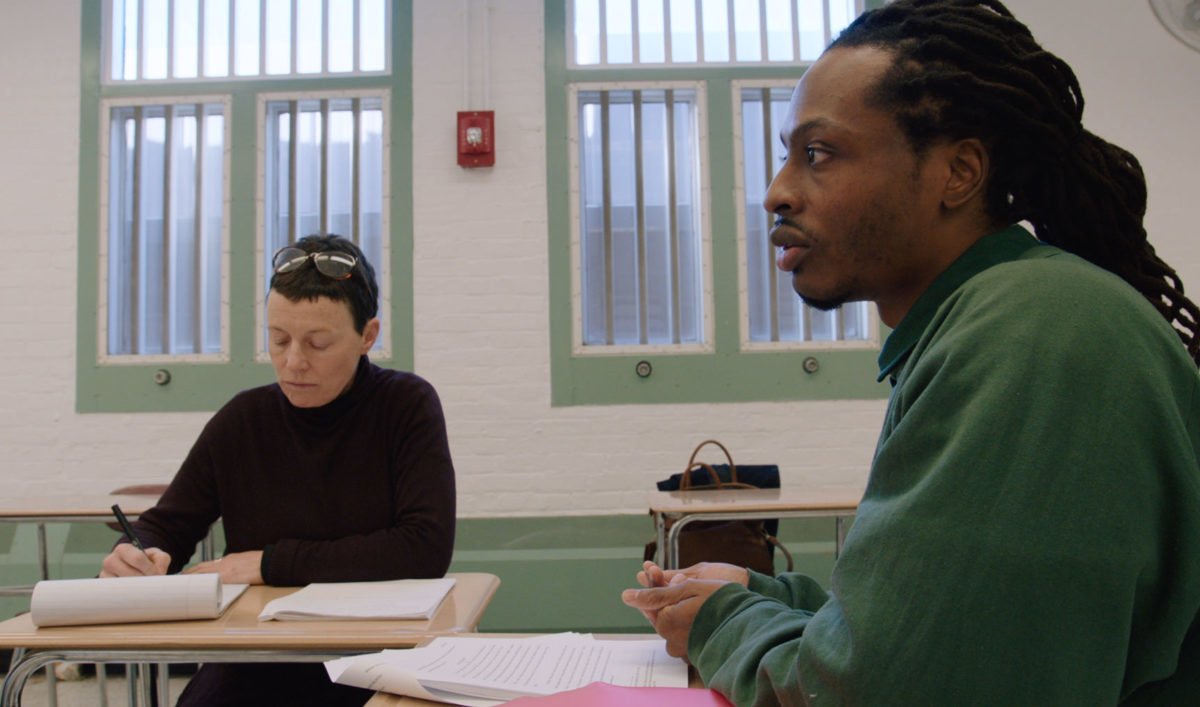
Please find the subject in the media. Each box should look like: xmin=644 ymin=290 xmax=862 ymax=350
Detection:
xmin=689 ymin=227 xmax=1200 ymax=706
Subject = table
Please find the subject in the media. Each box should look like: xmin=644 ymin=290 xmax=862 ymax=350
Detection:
xmin=0 ymin=494 xmax=198 ymax=707
xmin=0 ymin=572 xmax=500 ymax=707
xmin=648 ymin=485 xmax=864 ymax=569
xmin=0 ymin=494 xmax=184 ymax=596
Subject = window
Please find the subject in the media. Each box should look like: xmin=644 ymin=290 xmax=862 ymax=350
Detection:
xmin=547 ymin=0 xmax=886 ymax=405
xmin=573 ymin=85 xmax=707 ymax=350
xmin=102 ymin=99 xmax=228 ymax=360
xmin=78 ymin=0 xmax=412 ymax=412
xmin=258 ymin=92 xmax=389 ymax=356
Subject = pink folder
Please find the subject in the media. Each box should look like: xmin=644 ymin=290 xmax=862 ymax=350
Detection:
xmin=504 ymin=682 xmax=734 ymax=706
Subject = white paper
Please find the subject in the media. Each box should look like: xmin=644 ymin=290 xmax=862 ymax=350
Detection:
xmin=258 ymin=577 xmax=456 ymax=621
xmin=30 ymin=575 xmax=247 ymax=627
xmin=325 ymin=634 xmax=688 ymax=706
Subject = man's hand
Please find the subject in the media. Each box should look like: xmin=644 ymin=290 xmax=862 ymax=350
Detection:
xmin=182 ymin=550 xmax=264 ymax=585
xmin=622 ymin=578 xmax=733 ymax=658
xmin=99 ymin=543 xmax=171 ymax=578
xmin=637 ymin=560 xmax=750 ymax=589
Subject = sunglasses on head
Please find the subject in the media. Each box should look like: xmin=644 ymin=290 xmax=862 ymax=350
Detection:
xmin=271 ymin=247 xmax=358 ymax=280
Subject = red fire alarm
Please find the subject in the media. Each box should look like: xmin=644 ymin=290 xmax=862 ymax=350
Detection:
xmin=457 ymin=110 xmax=495 ymax=168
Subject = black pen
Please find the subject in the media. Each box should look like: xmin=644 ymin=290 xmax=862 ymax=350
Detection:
xmin=111 ymin=503 xmax=149 ymax=558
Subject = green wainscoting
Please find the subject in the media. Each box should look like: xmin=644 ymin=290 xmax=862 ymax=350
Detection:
xmin=0 ymin=514 xmax=844 ymax=632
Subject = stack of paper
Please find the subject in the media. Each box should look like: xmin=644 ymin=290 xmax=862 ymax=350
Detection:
xmin=30 ymin=574 xmax=248 ymax=627
xmin=506 ymin=682 xmax=733 ymax=706
xmin=259 ymin=577 xmax=456 ymax=621
xmin=325 ymin=633 xmax=689 ymax=707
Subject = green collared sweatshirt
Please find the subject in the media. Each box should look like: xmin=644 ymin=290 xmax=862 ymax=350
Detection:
xmin=689 ymin=227 xmax=1200 ymax=705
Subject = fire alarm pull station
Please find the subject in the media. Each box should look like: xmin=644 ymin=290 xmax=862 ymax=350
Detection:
xmin=457 ymin=110 xmax=495 ymax=167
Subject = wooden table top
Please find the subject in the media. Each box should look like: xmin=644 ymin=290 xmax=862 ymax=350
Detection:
xmin=0 ymin=572 xmax=500 ymax=651
xmin=648 ymin=485 xmax=864 ymax=514
xmin=0 ymin=494 xmax=162 ymax=520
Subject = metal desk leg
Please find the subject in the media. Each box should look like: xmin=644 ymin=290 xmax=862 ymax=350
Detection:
xmin=34 ymin=523 xmax=57 ymax=707
xmin=156 ymin=663 xmax=171 ymax=706
xmin=654 ymin=513 xmax=671 ymax=569
xmin=123 ymin=662 xmax=142 ymax=706
xmin=137 ymin=663 xmax=153 ymax=707
xmin=96 ymin=663 xmax=109 ymax=707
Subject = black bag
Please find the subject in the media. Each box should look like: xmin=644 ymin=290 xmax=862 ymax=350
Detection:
xmin=644 ymin=440 xmax=793 ymax=575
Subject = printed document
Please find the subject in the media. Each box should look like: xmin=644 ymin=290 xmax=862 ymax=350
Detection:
xmin=325 ymin=633 xmax=688 ymax=706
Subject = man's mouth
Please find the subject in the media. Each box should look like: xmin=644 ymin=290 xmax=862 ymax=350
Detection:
xmin=770 ymin=217 xmax=810 ymax=272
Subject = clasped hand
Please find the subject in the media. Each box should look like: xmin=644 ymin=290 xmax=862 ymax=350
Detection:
xmin=621 ymin=561 xmax=749 ymax=658
xmin=100 ymin=544 xmax=264 ymax=584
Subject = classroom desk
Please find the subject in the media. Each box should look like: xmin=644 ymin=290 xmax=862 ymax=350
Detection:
xmin=0 ymin=572 xmax=500 ymax=707
xmin=362 ymin=634 xmax=702 ymax=707
xmin=0 ymin=494 xmax=175 ymax=595
xmin=649 ymin=485 xmax=864 ymax=570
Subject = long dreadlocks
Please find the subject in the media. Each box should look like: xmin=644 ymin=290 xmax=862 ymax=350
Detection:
xmin=831 ymin=0 xmax=1200 ymax=365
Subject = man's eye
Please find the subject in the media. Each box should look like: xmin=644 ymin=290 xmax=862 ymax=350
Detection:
xmin=806 ymin=146 xmax=830 ymax=166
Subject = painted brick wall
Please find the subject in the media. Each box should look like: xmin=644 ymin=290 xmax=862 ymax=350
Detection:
xmin=0 ymin=0 xmax=1196 ymax=517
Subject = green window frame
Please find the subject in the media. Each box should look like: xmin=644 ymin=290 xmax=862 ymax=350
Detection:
xmin=545 ymin=0 xmax=889 ymax=406
xmin=76 ymin=0 xmax=414 ymax=413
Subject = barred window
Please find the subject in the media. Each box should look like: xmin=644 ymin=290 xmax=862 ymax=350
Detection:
xmin=107 ymin=0 xmax=388 ymax=82
xmin=572 ymin=0 xmax=859 ymax=67
xmin=102 ymin=99 xmax=228 ymax=359
xmin=574 ymin=86 xmax=706 ymax=349
xmin=552 ymin=0 xmax=883 ymax=404
xmin=84 ymin=0 xmax=408 ymax=411
xmin=260 ymin=93 xmax=388 ymax=354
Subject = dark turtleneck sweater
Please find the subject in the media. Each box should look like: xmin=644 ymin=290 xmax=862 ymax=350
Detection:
xmin=129 ymin=356 xmax=456 ymax=707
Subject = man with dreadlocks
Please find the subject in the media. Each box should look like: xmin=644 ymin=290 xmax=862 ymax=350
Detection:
xmin=623 ymin=1 xmax=1200 ymax=704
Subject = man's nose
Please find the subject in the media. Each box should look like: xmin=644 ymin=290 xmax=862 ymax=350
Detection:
xmin=763 ymin=165 xmax=797 ymax=216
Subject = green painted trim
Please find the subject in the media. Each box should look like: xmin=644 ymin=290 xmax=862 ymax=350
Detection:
xmin=75 ymin=2 xmax=416 ymax=413
xmin=388 ymin=0 xmax=416 ymax=372
xmin=544 ymin=1 xmax=888 ymax=406
xmin=0 ymin=513 xmax=843 ymax=633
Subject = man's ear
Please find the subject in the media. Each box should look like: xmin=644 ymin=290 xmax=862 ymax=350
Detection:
xmin=360 ymin=318 xmax=381 ymax=353
xmin=942 ymin=137 xmax=988 ymax=211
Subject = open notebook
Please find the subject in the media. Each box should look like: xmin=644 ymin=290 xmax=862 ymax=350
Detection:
xmin=258 ymin=577 xmax=456 ymax=621
xmin=30 ymin=574 xmax=248 ymax=627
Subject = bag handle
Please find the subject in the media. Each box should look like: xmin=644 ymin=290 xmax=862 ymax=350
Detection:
xmin=681 ymin=440 xmax=741 ymax=490
xmin=680 ymin=462 xmax=722 ymax=490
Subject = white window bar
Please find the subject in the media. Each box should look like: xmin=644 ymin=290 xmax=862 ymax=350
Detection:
xmin=665 ymin=88 xmax=681 ymax=343
xmin=755 ymin=87 xmax=779 ymax=342
xmin=290 ymin=0 xmax=299 ymax=75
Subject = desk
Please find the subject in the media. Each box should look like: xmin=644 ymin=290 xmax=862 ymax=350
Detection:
xmin=0 ymin=494 xmax=190 ymax=707
xmin=649 ymin=486 xmax=863 ymax=570
xmin=0 ymin=494 xmax=173 ymax=595
xmin=0 ymin=572 xmax=500 ymax=707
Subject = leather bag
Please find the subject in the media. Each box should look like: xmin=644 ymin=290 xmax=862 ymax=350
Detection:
xmin=644 ymin=440 xmax=793 ymax=576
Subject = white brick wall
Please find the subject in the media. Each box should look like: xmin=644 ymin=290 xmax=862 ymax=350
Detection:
xmin=1 ymin=0 xmax=1196 ymax=516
